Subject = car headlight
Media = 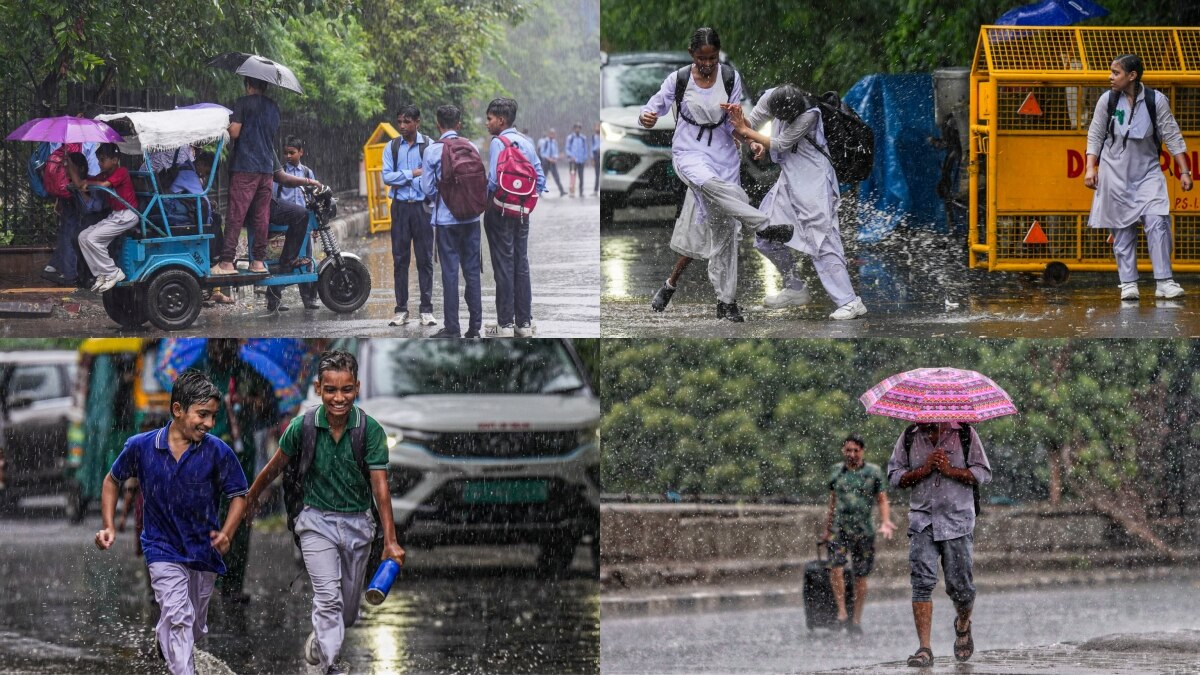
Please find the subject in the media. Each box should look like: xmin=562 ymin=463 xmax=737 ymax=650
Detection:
xmin=386 ymin=432 xmax=400 ymax=449
xmin=600 ymin=122 xmax=627 ymax=142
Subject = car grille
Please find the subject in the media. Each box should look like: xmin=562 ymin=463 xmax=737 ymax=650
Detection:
xmin=634 ymin=160 xmax=679 ymax=192
xmin=414 ymin=478 xmax=592 ymax=527
xmin=640 ymin=129 xmax=674 ymax=147
xmin=426 ymin=431 xmax=580 ymax=459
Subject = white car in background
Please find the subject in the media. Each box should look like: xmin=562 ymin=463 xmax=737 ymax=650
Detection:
xmin=327 ymin=338 xmax=600 ymax=576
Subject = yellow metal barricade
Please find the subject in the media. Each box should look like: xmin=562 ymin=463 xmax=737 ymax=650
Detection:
xmin=969 ymin=26 xmax=1200 ymax=283
xmin=363 ymin=122 xmax=399 ymax=234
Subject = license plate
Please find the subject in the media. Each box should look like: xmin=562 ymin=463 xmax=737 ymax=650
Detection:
xmin=462 ymin=480 xmax=549 ymax=504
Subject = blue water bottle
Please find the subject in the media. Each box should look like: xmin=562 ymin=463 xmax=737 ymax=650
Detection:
xmin=365 ymin=559 xmax=401 ymax=605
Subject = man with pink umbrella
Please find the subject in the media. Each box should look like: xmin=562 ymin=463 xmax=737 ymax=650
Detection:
xmin=861 ymin=367 xmax=1016 ymax=668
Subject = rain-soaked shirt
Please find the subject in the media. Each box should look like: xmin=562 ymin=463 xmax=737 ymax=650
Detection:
xmin=279 ymin=405 xmax=388 ymax=513
xmin=828 ymin=461 xmax=885 ymax=538
xmin=886 ymin=422 xmax=992 ymax=542
xmin=640 ymin=68 xmax=744 ymax=189
xmin=109 ymin=424 xmax=249 ymax=574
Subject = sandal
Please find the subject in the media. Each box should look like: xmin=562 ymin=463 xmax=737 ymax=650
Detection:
xmin=954 ymin=618 xmax=974 ymax=662
xmin=210 ymin=291 xmax=235 ymax=305
xmin=906 ymin=647 xmax=933 ymax=667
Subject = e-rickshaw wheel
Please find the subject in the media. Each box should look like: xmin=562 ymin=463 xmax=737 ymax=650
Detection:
xmin=102 ymin=286 xmax=147 ymax=328
xmin=317 ymin=257 xmax=372 ymax=313
xmin=143 ymin=268 xmax=202 ymax=331
xmin=1042 ymin=262 xmax=1070 ymax=287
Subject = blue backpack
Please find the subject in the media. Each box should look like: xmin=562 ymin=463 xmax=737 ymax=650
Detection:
xmin=28 ymin=142 xmax=52 ymax=199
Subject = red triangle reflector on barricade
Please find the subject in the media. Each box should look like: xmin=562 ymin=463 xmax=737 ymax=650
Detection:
xmin=1018 ymin=92 xmax=1043 ymax=116
xmin=1024 ymin=220 xmax=1049 ymax=244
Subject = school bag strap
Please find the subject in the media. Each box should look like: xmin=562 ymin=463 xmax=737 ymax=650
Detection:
xmin=672 ymin=63 xmax=737 ymax=146
xmin=1100 ymin=86 xmax=1161 ymax=160
xmin=901 ymin=422 xmax=981 ymax=516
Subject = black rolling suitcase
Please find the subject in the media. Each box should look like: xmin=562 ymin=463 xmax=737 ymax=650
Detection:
xmin=803 ymin=542 xmax=856 ymax=630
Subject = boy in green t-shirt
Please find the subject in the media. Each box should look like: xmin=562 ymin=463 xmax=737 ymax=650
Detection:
xmin=245 ymin=350 xmax=404 ymax=675
xmin=821 ymin=435 xmax=894 ymax=633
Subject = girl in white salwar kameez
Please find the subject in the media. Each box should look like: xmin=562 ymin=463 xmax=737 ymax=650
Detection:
xmin=1084 ymin=53 xmax=1193 ymax=301
xmin=727 ymin=85 xmax=867 ymax=319
xmin=639 ymin=27 xmax=792 ymax=322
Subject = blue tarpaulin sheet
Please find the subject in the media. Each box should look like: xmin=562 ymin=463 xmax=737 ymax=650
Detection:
xmin=843 ymin=73 xmax=948 ymax=242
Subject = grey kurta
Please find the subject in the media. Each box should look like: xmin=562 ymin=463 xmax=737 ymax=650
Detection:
xmin=1087 ymin=87 xmax=1187 ymax=229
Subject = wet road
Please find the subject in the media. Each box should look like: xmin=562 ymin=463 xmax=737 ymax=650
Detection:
xmin=602 ymin=208 xmax=1200 ymax=337
xmin=3 ymin=196 xmax=599 ymax=338
xmin=600 ymin=579 xmax=1200 ymax=673
xmin=0 ymin=513 xmax=599 ymax=674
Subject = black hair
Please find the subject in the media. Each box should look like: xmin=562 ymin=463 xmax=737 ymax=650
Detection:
xmin=768 ymin=85 xmax=811 ymax=124
xmin=487 ymin=97 xmax=518 ymax=126
xmin=1113 ymin=53 xmax=1144 ymax=87
xmin=284 ymin=135 xmax=304 ymax=151
xmin=396 ymin=104 xmax=421 ymax=121
xmin=170 ymin=369 xmax=220 ymax=414
xmin=436 ymin=104 xmax=461 ymax=129
xmin=689 ymin=27 xmax=721 ymax=53
xmin=244 ymin=76 xmax=269 ymax=92
xmin=66 ymin=152 xmax=88 ymax=175
xmin=317 ymin=349 xmax=358 ymax=381
xmin=96 ymin=143 xmax=119 ymax=159
xmin=843 ymin=435 xmax=865 ymax=451
xmin=194 ymin=150 xmax=215 ymax=168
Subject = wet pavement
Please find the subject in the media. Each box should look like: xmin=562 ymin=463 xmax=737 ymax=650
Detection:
xmin=0 ymin=512 xmax=599 ymax=674
xmin=601 ymin=208 xmax=1200 ymax=337
xmin=600 ymin=579 xmax=1200 ymax=673
xmin=1 ymin=196 xmax=599 ymax=338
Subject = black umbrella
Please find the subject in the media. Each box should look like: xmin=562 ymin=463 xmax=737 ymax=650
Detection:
xmin=207 ymin=52 xmax=304 ymax=95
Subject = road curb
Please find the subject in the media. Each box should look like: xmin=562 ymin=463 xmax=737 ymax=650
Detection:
xmin=327 ymin=208 xmax=372 ymax=243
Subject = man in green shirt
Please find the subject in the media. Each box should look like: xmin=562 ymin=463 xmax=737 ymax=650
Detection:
xmin=245 ymin=350 xmax=404 ymax=675
xmin=821 ymin=435 xmax=895 ymax=633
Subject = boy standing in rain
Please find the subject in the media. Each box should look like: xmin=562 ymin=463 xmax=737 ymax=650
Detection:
xmin=245 ymin=350 xmax=404 ymax=675
xmin=821 ymin=435 xmax=894 ymax=633
xmin=887 ymin=422 xmax=991 ymax=667
xmin=94 ymin=370 xmax=248 ymax=675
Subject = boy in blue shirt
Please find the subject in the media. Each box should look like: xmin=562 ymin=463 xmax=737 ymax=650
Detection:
xmin=484 ymin=97 xmax=545 ymax=337
xmin=275 ymin=135 xmax=317 ymax=208
xmin=420 ymin=104 xmax=484 ymax=338
xmin=95 ymin=369 xmax=248 ymax=675
xmin=382 ymin=105 xmax=437 ymax=329
xmin=565 ymin=122 xmax=589 ymax=197
xmin=537 ymin=129 xmax=566 ymax=197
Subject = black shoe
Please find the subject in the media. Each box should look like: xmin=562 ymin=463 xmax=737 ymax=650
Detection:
xmin=650 ymin=283 xmax=676 ymax=312
xmin=266 ymin=295 xmax=289 ymax=312
xmin=463 ymin=329 xmax=482 ymax=338
xmin=301 ymin=297 xmax=320 ymax=310
xmin=757 ymin=224 xmax=794 ymax=243
xmin=429 ymin=328 xmax=458 ymax=338
xmin=40 ymin=270 xmax=71 ymax=285
xmin=716 ymin=301 xmax=745 ymax=322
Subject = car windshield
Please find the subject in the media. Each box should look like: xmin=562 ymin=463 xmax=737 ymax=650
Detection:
xmin=602 ymin=62 xmax=688 ymax=108
xmin=369 ymin=341 xmax=586 ymax=396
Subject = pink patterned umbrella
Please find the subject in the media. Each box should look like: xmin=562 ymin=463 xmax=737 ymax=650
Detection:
xmin=5 ymin=116 xmax=124 ymax=143
xmin=859 ymin=367 xmax=1017 ymax=423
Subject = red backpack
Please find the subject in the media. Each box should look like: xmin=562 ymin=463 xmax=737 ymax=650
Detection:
xmin=42 ymin=143 xmax=79 ymax=200
xmin=492 ymin=134 xmax=539 ymax=221
xmin=436 ymin=136 xmax=488 ymax=221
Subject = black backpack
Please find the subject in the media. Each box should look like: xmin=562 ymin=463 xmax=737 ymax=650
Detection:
xmin=798 ymin=90 xmax=874 ymax=183
xmin=673 ymin=63 xmax=737 ymax=145
xmin=281 ymin=406 xmax=382 ymax=548
xmin=1099 ymin=86 xmax=1161 ymax=160
xmin=902 ymin=423 xmax=981 ymax=516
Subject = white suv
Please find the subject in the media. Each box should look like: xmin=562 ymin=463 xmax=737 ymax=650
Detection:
xmin=331 ymin=339 xmax=600 ymax=576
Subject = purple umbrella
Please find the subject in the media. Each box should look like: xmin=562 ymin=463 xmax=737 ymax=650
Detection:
xmin=5 ymin=116 xmax=124 ymax=143
xmin=176 ymin=102 xmax=233 ymax=114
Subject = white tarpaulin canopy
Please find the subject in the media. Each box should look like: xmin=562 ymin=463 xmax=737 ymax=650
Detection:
xmin=95 ymin=108 xmax=230 ymax=154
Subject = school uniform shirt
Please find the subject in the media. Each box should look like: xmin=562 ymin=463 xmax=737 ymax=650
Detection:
xmin=97 ymin=166 xmax=137 ymax=211
xmin=537 ymin=137 xmax=559 ymax=162
xmin=488 ymin=127 xmax=546 ymax=195
xmin=419 ymin=130 xmax=481 ymax=226
xmin=592 ymin=133 xmax=601 ymax=154
xmin=382 ymin=133 xmax=430 ymax=201
xmin=886 ymin=422 xmax=992 ymax=542
xmin=564 ymin=132 xmax=589 ymax=164
xmin=108 ymin=424 xmax=249 ymax=574
xmin=275 ymin=162 xmax=316 ymax=207
xmin=641 ymin=69 xmax=744 ymax=189
xmin=278 ymin=406 xmax=388 ymax=513
xmin=1086 ymin=87 xmax=1188 ymax=230
xmin=229 ymin=93 xmax=281 ymax=175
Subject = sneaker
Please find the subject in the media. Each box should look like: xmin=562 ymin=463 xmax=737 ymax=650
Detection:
xmin=716 ymin=301 xmax=745 ymax=322
xmin=515 ymin=322 xmax=535 ymax=337
xmin=419 ymin=312 xmax=437 ymax=326
xmin=302 ymin=297 xmax=321 ymax=310
xmin=429 ymin=328 xmax=458 ymax=339
xmin=90 ymin=275 xmax=107 ymax=292
xmin=304 ymin=631 xmax=320 ymax=666
xmin=496 ymin=324 xmax=515 ymax=338
xmin=763 ymin=287 xmax=812 ymax=309
xmin=463 ymin=329 xmax=482 ymax=338
xmin=756 ymin=223 xmax=794 ymax=244
xmin=43 ymin=265 xmax=58 ymax=274
xmin=829 ymin=297 xmax=868 ymax=320
xmin=97 ymin=269 xmax=125 ymax=293
xmin=650 ymin=282 xmax=676 ymax=312
xmin=1156 ymin=279 xmax=1185 ymax=299
xmin=1119 ymin=281 xmax=1139 ymax=301
xmin=388 ymin=311 xmax=410 ymax=326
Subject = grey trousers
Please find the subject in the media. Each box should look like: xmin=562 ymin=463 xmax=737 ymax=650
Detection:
xmin=1112 ymin=214 xmax=1173 ymax=283
xmin=673 ymin=179 xmax=771 ymax=303
xmin=147 ymin=561 xmax=217 ymax=675
xmin=296 ymin=506 xmax=376 ymax=670
xmin=908 ymin=526 xmax=976 ymax=607
xmin=79 ymin=208 xmax=139 ymax=278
